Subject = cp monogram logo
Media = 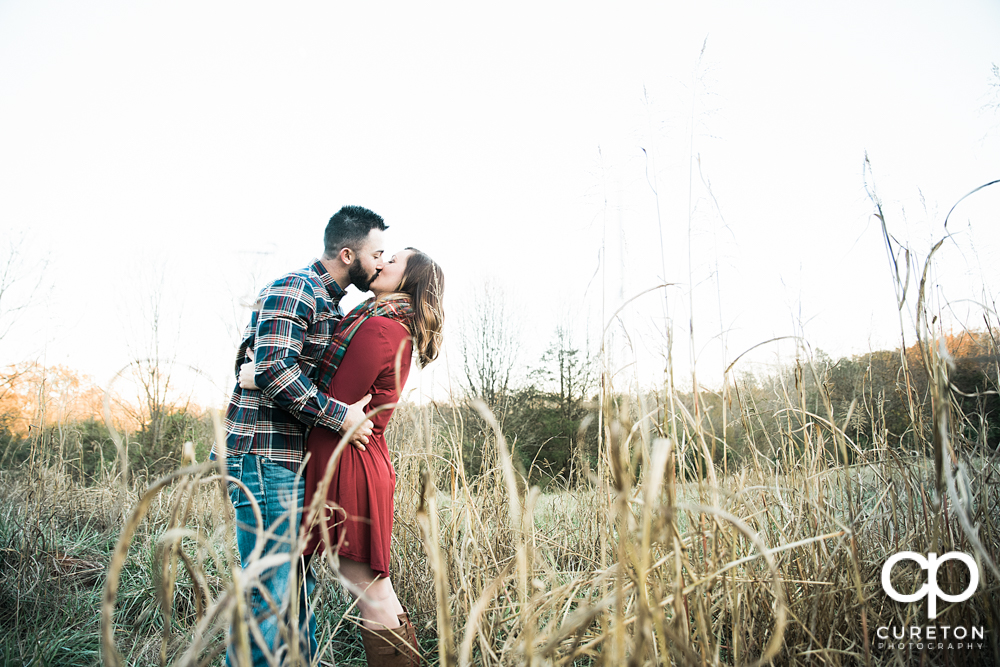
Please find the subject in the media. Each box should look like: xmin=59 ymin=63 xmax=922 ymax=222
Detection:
xmin=881 ymin=551 xmax=979 ymax=619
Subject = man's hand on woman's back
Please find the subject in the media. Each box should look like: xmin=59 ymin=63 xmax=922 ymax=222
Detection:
xmin=341 ymin=394 xmax=374 ymax=451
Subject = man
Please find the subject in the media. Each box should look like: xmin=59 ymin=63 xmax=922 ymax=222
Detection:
xmin=214 ymin=205 xmax=387 ymax=666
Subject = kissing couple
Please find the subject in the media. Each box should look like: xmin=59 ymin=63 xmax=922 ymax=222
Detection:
xmin=212 ymin=205 xmax=444 ymax=666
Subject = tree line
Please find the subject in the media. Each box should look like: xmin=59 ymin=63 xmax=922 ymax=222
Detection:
xmin=455 ymin=324 xmax=1000 ymax=486
xmin=2 ymin=326 xmax=997 ymax=487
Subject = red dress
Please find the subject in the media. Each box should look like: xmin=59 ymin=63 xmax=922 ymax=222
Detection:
xmin=303 ymin=317 xmax=412 ymax=578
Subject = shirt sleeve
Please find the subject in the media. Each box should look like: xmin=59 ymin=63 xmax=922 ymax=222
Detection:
xmin=253 ymin=273 xmax=349 ymax=432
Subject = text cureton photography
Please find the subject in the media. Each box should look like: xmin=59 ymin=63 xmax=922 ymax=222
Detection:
xmin=875 ymin=624 xmax=985 ymax=652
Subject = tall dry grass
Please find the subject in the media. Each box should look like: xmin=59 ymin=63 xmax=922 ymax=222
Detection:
xmin=86 ymin=302 xmax=999 ymax=666
xmin=374 ymin=339 xmax=998 ymax=666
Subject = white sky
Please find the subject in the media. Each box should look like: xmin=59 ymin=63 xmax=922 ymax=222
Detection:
xmin=1 ymin=1 xmax=998 ymax=406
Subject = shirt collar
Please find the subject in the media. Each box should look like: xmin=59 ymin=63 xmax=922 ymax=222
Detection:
xmin=311 ymin=259 xmax=346 ymax=305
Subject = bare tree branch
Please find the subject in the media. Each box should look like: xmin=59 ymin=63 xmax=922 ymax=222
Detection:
xmin=459 ymin=280 xmax=521 ymax=418
xmin=0 ymin=234 xmax=47 ymax=344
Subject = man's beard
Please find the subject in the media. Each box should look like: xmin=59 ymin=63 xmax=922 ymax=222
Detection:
xmin=348 ymin=258 xmax=378 ymax=292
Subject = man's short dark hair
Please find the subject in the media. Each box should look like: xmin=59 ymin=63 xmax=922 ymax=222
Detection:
xmin=324 ymin=206 xmax=388 ymax=258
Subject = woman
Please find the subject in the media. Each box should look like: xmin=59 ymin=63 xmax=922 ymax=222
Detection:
xmin=259 ymin=247 xmax=443 ymax=666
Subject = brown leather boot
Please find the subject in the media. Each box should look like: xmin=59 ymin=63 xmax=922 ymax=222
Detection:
xmin=359 ymin=609 xmax=419 ymax=666
xmin=397 ymin=608 xmax=419 ymax=661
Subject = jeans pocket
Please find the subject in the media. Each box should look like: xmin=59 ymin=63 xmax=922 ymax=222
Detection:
xmin=226 ymin=457 xmax=243 ymax=505
xmin=255 ymin=457 xmax=305 ymax=528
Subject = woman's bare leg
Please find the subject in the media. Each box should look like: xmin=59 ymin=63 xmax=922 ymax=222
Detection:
xmin=337 ymin=556 xmax=406 ymax=630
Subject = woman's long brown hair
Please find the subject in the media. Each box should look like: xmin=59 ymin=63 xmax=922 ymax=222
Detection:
xmin=384 ymin=248 xmax=444 ymax=367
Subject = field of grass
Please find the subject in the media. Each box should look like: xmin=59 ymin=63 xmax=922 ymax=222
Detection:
xmin=2 ymin=316 xmax=998 ymax=667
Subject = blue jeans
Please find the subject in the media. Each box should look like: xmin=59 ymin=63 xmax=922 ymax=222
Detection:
xmin=226 ymin=453 xmax=317 ymax=667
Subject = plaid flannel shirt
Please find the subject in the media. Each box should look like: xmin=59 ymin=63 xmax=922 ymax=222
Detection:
xmin=215 ymin=260 xmax=349 ymax=471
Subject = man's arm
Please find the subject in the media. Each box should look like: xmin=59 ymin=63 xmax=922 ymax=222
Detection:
xmin=252 ymin=274 xmax=370 ymax=443
xmin=240 ymin=359 xmax=372 ymax=449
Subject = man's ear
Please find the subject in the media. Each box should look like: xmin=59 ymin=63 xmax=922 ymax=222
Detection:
xmin=337 ymin=247 xmax=354 ymax=266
